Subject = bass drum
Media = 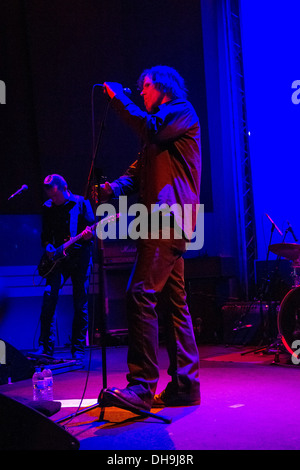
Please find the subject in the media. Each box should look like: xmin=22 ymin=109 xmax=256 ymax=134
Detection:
xmin=278 ymin=286 xmax=300 ymax=358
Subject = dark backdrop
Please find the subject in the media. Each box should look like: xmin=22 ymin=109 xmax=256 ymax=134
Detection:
xmin=0 ymin=0 xmax=212 ymax=215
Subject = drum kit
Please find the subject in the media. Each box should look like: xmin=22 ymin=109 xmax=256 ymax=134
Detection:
xmin=269 ymin=242 xmax=300 ymax=361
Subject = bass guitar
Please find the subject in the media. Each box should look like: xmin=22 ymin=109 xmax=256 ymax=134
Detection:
xmin=38 ymin=213 xmax=119 ymax=278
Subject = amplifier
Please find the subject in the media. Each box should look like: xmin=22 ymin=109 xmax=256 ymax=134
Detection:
xmin=103 ymin=239 xmax=137 ymax=265
xmin=222 ymin=301 xmax=278 ymax=345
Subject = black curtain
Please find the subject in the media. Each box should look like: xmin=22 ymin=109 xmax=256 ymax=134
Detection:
xmin=0 ymin=0 xmax=212 ymax=215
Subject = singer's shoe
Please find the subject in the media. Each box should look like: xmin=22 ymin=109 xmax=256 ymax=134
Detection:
xmin=99 ymin=387 xmax=152 ymax=413
xmin=152 ymin=389 xmax=201 ymax=408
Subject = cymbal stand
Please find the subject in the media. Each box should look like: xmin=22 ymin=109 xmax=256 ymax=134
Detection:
xmin=242 ymin=222 xmax=286 ymax=359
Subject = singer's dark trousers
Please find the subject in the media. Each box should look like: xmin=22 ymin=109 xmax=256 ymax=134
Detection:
xmin=125 ymin=229 xmax=200 ymax=402
xmin=39 ymin=246 xmax=91 ymax=357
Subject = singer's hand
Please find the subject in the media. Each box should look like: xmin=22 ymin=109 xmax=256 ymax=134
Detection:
xmin=91 ymin=181 xmax=113 ymax=204
xmin=103 ymin=82 xmax=124 ymax=99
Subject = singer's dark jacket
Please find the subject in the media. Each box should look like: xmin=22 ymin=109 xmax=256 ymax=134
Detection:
xmin=109 ymin=93 xmax=201 ymax=240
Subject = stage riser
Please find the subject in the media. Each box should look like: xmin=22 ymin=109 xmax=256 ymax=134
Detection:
xmin=0 ymin=340 xmax=34 ymax=385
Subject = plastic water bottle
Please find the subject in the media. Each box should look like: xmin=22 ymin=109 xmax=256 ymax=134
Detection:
xmin=32 ymin=367 xmax=47 ymax=401
xmin=42 ymin=367 xmax=53 ymax=401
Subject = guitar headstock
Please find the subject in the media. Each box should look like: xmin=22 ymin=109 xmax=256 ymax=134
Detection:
xmin=90 ymin=184 xmax=100 ymax=205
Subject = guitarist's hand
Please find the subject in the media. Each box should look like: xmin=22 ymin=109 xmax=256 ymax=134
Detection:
xmin=82 ymin=226 xmax=93 ymax=240
xmin=45 ymin=244 xmax=56 ymax=258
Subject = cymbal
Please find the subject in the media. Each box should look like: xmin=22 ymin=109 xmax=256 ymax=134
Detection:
xmin=269 ymin=243 xmax=300 ymax=260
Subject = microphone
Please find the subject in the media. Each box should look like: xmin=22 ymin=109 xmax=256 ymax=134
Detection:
xmin=287 ymin=221 xmax=298 ymax=242
xmin=95 ymin=83 xmax=132 ymax=95
xmin=8 ymin=184 xmax=28 ymax=200
xmin=265 ymin=213 xmax=283 ymax=236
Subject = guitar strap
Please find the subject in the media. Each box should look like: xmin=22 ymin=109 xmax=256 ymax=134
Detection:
xmin=69 ymin=195 xmax=80 ymax=237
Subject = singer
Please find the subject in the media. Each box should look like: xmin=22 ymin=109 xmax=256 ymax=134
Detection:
xmin=96 ymin=65 xmax=201 ymax=413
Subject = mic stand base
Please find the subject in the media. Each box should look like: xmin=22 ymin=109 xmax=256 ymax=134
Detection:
xmin=55 ymin=392 xmax=172 ymax=425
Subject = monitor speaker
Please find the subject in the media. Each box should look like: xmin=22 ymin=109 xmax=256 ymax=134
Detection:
xmin=0 ymin=339 xmax=35 ymax=385
xmin=0 ymin=393 xmax=79 ymax=450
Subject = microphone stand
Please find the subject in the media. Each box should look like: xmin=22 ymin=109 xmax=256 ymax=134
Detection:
xmin=56 ymin=90 xmax=171 ymax=426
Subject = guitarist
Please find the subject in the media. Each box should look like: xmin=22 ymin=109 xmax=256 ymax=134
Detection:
xmin=37 ymin=174 xmax=94 ymax=364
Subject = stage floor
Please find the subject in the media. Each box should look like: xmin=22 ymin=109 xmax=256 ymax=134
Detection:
xmin=1 ymin=343 xmax=300 ymax=451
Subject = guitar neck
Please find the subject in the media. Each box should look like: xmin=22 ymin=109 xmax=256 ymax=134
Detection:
xmin=61 ymin=214 xmax=118 ymax=252
xmin=62 ymin=222 xmax=98 ymax=251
